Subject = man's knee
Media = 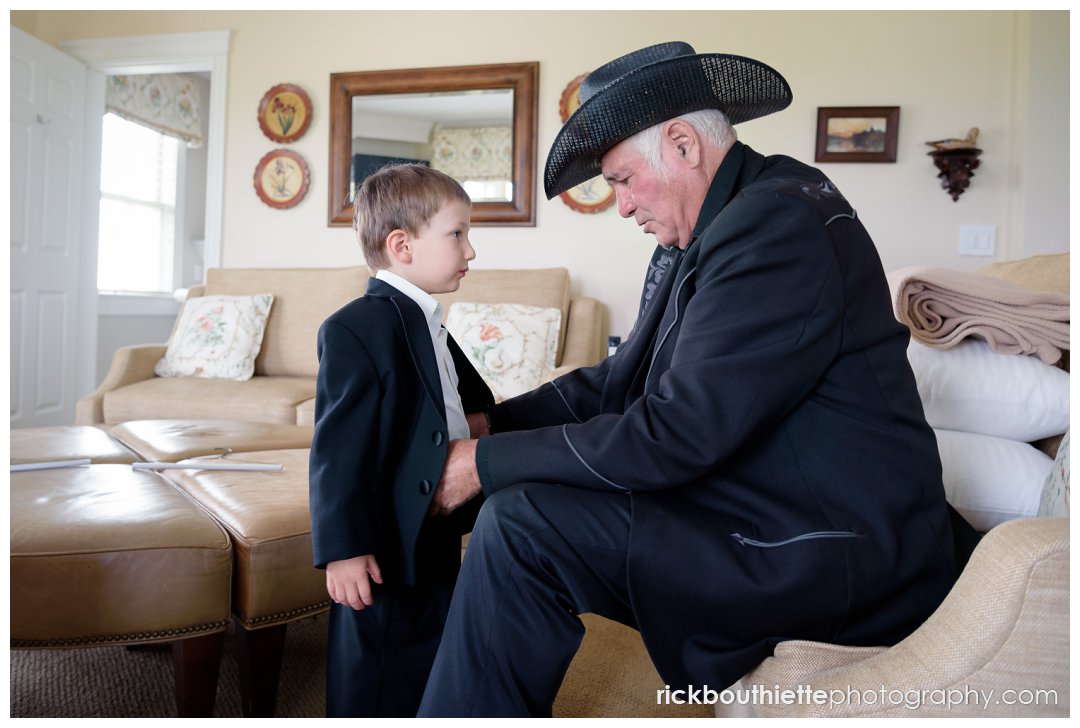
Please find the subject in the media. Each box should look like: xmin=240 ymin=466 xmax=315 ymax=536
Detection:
xmin=472 ymin=483 xmax=547 ymax=545
xmin=474 ymin=483 xmax=628 ymax=547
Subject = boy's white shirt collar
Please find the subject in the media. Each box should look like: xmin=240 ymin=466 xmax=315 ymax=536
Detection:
xmin=374 ymin=268 xmax=470 ymax=440
xmin=375 ymin=269 xmax=443 ymax=333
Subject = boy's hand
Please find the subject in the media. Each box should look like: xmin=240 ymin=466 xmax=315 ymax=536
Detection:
xmin=429 ymin=439 xmax=482 ymax=516
xmin=466 ymin=411 xmax=489 ymax=438
xmin=326 ymin=555 xmax=383 ymax=611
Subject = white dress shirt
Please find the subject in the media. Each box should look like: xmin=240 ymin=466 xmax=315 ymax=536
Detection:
xmin=375 ymin=269 xmax=470 ymax=440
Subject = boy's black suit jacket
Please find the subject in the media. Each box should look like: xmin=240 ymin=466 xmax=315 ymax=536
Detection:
xmin=309 ymin=277 xmax=494 ymax=586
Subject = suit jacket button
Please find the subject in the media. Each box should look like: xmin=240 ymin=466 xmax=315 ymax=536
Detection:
xmin=432 ymin=431 xmax=444 ymax=446
xmin=420 ymin=480 xmax=432 ymax=495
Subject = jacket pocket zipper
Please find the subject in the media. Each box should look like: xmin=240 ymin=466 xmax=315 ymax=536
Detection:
xmin=730 ymin=530 xmax=863 ymax=548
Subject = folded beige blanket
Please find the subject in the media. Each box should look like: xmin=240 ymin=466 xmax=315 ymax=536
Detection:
xmin=887 ymin=266 xmax=1070 ymax=365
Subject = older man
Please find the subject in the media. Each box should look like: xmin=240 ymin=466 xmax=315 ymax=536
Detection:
xmin=418 ymin=42 xmax=977 ymax=717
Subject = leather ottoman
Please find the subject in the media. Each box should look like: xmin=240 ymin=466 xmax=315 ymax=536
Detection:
xmin=10 ymin=425 xmax=139 ymax=465
xmin=109 ymin=419 xmax=313 ymax=463
xmin=162 ymin=448 xmax=326 ymax=717
xmin=10 ymin=465 xmax=234 ymax=716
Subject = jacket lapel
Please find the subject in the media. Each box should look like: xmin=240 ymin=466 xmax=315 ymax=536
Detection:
xmin=365 ymin=277 xmax=446 ymax=419
xmin=601 ymin=247 xmax=684 ymax=410
xmin=446 ymin=332 xmax=495 ymax=411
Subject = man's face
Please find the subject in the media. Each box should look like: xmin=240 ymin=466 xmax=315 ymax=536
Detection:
xmin=601 ymin=136 xmax=697 ymax=249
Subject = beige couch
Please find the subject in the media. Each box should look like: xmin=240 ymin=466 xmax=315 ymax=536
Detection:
xmin=719 ymin=516 xmax=1069 ymax=717
xmin=76 ymin=266 xmax=606 ymax=427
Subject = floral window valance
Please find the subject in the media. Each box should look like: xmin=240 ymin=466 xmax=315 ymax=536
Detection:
xmin=431 ymin=126 xmax=512 ymax=181
xmin=106 ymin=73 xmax=203 ymax=148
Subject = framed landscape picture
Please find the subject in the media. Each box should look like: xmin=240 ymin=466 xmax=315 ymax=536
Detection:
xmin=815 ymin=106 xmax=900 ymax=163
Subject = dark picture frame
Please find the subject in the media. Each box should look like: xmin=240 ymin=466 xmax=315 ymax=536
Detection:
xmin=328 ymin=62 xmax=539 ymax=227
xmin=815 ymin=106 xmax=899 ymax=163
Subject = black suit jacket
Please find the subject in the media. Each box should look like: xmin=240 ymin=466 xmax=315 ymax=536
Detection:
xmin=476 ymin=143 xmax=975 ymax=685
xmin=309 ymin=277 xmax=494 ymax=586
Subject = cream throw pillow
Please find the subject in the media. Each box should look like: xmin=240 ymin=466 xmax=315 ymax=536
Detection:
xmin=154 ymin=293 xmax=274 ymax=380
xmin=906 ymin=339 xmax=1069 ymax=441
xmin=445 ymin=302 xmax=561 ymax=401
xmin=935 ymin=429 xmax=1052 ymax=532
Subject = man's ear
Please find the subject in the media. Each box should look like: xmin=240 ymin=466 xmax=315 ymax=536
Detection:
xmin=386 ymin=229 xmax=412 ymax=264
xmin=663 ymin=119 xmax=701 ymax=168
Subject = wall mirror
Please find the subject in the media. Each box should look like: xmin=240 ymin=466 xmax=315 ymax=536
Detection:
xmin=328 ymin=61 xmax=538 ymax=227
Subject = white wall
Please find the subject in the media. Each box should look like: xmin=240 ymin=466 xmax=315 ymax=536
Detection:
xmin=95 ymin=307 xmax=175 ymax=385
xmin=1016 ymin=11 xmax=1070 ymax=258
xmin=18 ymin=10 xmax=1070 ymax=340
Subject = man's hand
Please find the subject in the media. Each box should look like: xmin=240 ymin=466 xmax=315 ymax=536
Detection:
xmin=429 ymin=439 xmax=482 ymax=516
xmin=326 ymin=554 xmax=383 ymax=611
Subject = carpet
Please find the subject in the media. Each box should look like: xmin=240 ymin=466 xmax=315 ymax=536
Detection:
xmin=9 ymin=612 xmax=713 ymax=718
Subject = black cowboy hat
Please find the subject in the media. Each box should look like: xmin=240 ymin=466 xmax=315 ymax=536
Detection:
xmin=544 ymin=42 xmax=793 ymax=198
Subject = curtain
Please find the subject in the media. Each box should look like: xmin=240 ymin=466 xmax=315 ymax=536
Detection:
xmin=106 ymin=73 xmax=203 ymax=147
xmin=431 ymin=126 xmax=511 ymax=181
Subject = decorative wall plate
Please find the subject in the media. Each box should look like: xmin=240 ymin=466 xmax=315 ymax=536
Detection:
xmin=559 ymin=73 xmax=588 ymax=123
xmin=254 ymin=149 xmax=310 ymax=209
xmin=560 ymin=178 xmax=617 ymax=214
xmin=557 ymin=73 xmax=615 ymax=214
xmin=258 ymin=83 xmax=312 ymax=143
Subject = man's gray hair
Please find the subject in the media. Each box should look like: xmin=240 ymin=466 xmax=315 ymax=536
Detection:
xmin=629 ymin=109 xmax=737 ymax=176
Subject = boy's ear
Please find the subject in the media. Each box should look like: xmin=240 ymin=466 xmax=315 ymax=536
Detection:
xmin=386 ymin=229 xmax=412 ymax=264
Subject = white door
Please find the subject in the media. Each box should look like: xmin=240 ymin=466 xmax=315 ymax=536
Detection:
xmin=10 ymin=27 xmax=92 ymax=428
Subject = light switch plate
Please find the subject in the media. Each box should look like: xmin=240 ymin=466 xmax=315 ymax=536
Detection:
xmin=958 ymin=225 xmax=996 ymax=256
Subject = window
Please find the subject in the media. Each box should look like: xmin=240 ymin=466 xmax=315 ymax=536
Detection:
xmin=97 ymin=112 xmax=180 ymax=294
xmin=461 ymin=179 xmax=514 ymax=202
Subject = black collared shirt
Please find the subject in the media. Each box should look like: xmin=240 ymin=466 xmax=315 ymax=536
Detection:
xmin=689 ymin=139 xmax=746 ymax=244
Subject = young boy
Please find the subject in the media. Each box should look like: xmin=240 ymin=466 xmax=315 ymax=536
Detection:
xmin=308 ymin=164 xmax=493 ymax=717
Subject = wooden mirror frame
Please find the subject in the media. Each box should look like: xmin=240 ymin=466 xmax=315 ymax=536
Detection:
xmin=328 ymin=61 xmax=539 ymax=227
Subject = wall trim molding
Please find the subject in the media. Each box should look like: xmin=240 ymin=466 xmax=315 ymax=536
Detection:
xmin=97 ymin=293 xmax=182 ymax=318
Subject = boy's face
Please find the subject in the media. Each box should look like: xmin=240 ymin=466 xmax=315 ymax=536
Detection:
xmin=404 ymin=200 xmax=475 ymax=294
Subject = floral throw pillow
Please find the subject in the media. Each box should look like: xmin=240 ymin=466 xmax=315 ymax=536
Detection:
xmin=445 ymin=302 xmax=561 ymax=401
xmin=1038 ymin=430 xmax=1070 ymax=517
xmin=154 ymin=293 xmax=274 ymax=381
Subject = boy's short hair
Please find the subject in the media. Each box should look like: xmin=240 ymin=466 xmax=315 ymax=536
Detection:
xmin=353 ymin=164 xmax=472 ymax=270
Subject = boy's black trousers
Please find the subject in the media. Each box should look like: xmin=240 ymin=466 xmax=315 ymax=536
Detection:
xmin=325 ymin=519 xmax=462 ymax=718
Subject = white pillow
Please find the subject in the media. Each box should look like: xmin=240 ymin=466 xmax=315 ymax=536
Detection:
xmin=1037 ymin=430 xmax=1070 ymax=517
xmin=445 ymin=302 xmax=561 ymax=401
xmin=906 ymin=339 xmax=1069 ymax=441
xmin=154 ymin=293 xmax=274 ymax=381
xmin=935 ymin=429 xmax=1053 ymax=532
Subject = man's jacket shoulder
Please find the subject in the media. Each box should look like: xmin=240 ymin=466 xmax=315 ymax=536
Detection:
xmin=736 ymin=150 xmax=855 ymax=221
